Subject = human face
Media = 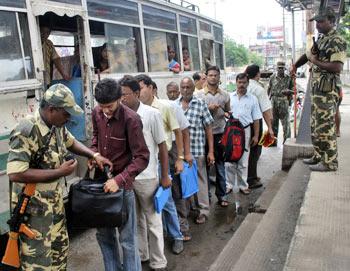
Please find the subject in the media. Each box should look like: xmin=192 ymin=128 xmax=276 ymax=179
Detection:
xmin=168 ymin=49 xmax=176 ymax=60
xmin=40 ymin=27 xmax=51 ymax=42
xmin=206 ymin=70 xmax=220 ymax=87
xmin=180 ymin=79 xmax=194 ymax=102
xmin=182 ymin=49 xmax=189 ymax=60
xmin=316 ymin=18 xmax=333 ymax=34
xmin=277 ymin=67 xmax=285 ymax=77
xmin=98 ymin=99 xmax=120 ymax=119
xmin=139 ymin=81 xmax=154 ymax=106
xmin=101 ymin=47 xmax=109 ymax=60
xmin=196 ymin=73 xmax=207 ymax=89
xmin=49 ymin=107 xmax=71 ymax=127
xmin=166 ymin=85 xmax=180 ymax=101
xmin=121 ymin=86 xmax=138 ymax=109
xmin=236 ymin=77 xmax=249 ymax=95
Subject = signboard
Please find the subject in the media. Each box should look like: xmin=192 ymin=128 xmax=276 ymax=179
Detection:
xmin=257 ymin=26 xmax=284 ymax=40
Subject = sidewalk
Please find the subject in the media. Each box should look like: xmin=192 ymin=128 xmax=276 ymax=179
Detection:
xmin=283 ymin=91 xmax=350 ymax=270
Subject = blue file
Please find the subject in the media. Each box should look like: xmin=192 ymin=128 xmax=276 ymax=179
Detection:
xmin=154 ymin=186 xmax=171 ymax=213
xmin=180 ymin=160 xmax=199 ymax=199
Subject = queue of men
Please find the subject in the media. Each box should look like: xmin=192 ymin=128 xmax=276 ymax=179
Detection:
xmin=5 ymin=7 xmax=346 ymax=271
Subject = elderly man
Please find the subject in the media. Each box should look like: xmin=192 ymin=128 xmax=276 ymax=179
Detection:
xmin=177 ymin=77 xmax=214 ymax=224
xmin=292 ymin=7 xmax=347 ymax=171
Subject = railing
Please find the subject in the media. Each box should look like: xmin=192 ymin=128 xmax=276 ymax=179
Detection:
xmin=162 ymin=0 xmax=200 ymax=12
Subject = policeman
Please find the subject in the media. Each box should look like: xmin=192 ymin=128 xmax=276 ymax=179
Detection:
xmin=268 ymin=61 xmax=293 ymax=145
xmin=292 ymin=7 xmax=346 ymax=172
xmin=7 ymin=84 xmax=112 ymax=270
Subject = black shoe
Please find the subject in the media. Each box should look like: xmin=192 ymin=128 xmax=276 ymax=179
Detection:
xmin=172 ymin=239 xmax=184 ymax=255
xmin=303 ymin=157 xmax=319 ymax=165
xmin=249 ymin=180 xmax=263 ymax=189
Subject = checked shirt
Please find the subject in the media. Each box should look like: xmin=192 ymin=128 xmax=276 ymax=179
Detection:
xmin=177 ymin=96 xmax=213 ymax=158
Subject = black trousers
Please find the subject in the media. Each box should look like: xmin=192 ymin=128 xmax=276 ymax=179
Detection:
xmin=247 ymin=118 xmax=263 ymax=185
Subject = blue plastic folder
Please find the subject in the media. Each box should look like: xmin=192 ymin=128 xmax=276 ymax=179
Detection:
xmin=154 ymin=186 xmax=171 ymax=213
xmin=180 ymin=160 xmax=199 ymax=199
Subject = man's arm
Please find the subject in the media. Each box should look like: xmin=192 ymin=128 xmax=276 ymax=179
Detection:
xmin=292 ymin=54 xmax=308 ymax=74
xmin=174 ymin=128 xmax=184 ymax=174
xmin=262 ymin=109 xmax=274 ymax=138
xmin=53 ymin=58 xmax=70 ymax=81
xmin=182 ymin=128 xmax=193 ymax=166
xmin=205 ymin=125 xmax=215 ymax=164
xmin=158 ymin=142 xmax=171 ymax=188
xmin=8 ymin=159 xmax=77 ymax=183
xmin=251 ymin=119 xmax=259 ymax=146
xmin=308 ymin=55 xmax=344 ymax=73
xmin=90 ymin=110 xmax=99 ymax=153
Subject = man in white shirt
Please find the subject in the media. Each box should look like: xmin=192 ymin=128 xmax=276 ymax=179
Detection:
xmin=245 ymin=65 xmax=274 ymax=189
xmin=226 ymin=73 xmax=262 ymax=196
xmin=120 ymin=75 xmax=169 ymax=271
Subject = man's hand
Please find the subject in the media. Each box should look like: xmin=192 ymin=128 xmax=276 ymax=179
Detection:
xmin=251 ymin=136 xmax=259 ymax=146
xmin=184 ymin=153 xmax=193 ymax=167
xmin=268 ymin=127 xmax=274 ymax=139
xmin=94 ymin=154 xmax=113 ymax=170
xmin=104 ymin=178 xmax=119 ymax=193
xmin=175 ymin=159 xmax=184 ymax=174
xmin=62 ymin=73 xmax=71 ymax=81
xmin=207 ymin=152 xmax=215 ymax=165
xmin=87 ymin=158 xmax=96 ymax=170
xmin=160 ymin=175 xmax=172 ymax=189
xmin=59 ymin=159 xmax=78 ymax=176
xmin=208 ymin=104 xmax=220 ymax=111
xmin=308 ymin=53 xmax=318 ymax=65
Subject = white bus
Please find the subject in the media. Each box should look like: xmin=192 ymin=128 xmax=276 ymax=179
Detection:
xmin=0 ymin=0 xmax=224 ymax=234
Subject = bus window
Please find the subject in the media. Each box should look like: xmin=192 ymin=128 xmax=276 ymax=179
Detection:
xmin=50 ymin=0 xmax=81 ymax=4
xmin=90 ymin=20 xmax=144 ymax=73
xmin=213 ymin=25 xmax=223 ymax=43
xmin=181 ymin=35 xmax=200 ymax=71
xmin=145 ymin=30 xmax=180 ymax=72
xmin=87 ymin=0 xmax=139 ymax=25
xmin=142 ymin=5 xmax=177 ymax=31
xmin=0 ymin=11 xmax=34 ymax=82
xmin=215 ymin=43 xmax=224 ymax=70
xmin=200 ymin=21 xmax=211 ymax=33
xmin=0 ymin=0 xmax=26 ymax=8
xmin=179 ymin=15 xmax=197 ymax=35
xmin=201 ymin=39 xmax=214 ymax=70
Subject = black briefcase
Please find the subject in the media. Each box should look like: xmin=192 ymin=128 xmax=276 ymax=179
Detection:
xmin=68 ymin=174 xmax=126 ymax=229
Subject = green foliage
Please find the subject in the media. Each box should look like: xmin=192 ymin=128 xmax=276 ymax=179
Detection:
xmin=338 ymin=12 xmax=350 ymax=56
xmin=224 ymin=36 xmax=264 ymax=67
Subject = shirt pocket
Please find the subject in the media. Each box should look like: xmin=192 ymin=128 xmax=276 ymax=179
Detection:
xmin=108 ymin=136 xmax=127 ymax=155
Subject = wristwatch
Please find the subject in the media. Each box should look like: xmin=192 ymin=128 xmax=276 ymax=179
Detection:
xmin=178 ymin=155 xmax=184 ymax=160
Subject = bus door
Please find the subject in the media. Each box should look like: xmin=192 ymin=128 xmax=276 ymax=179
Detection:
xmin=31 ymin=1 xmax=93 ymax=142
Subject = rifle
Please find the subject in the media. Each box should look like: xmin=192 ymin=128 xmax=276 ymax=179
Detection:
xmin=1 ymin=184 xmax=36 ymax=268
xmin=1 ymin=127 xmax=55 ymax=269
xmin=311 ymin=36 xmax=320 ymax=56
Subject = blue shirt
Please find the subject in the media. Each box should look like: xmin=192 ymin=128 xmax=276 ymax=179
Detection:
xmin=229 ymin=91 xmax=262 ymax=127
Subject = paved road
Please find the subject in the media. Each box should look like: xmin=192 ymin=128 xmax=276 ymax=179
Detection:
xmin=68 ymin=139 xmax=283 ymax=271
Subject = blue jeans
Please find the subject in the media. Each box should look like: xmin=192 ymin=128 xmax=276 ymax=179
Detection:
xmin=159 ymin=163 xmax=183 ymax=240
xmin=96 ymin=190 xmax=141 ymax=271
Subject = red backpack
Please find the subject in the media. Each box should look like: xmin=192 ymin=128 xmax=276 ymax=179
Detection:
xmin=220 ymin=116 xmax=248 ymax=162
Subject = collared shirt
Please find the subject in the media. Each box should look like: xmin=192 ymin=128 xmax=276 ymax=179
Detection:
xmin=136 ymin=102 xmax=166 ymax=180
xmin=166 ymin=100 xmax=190 ymax=141
xmin=42 ymin=39 xmax=59 ymax=85
xmin=229 ymin=92 xmax=262 ymax=127
xmin=195 ymin=86 xmax=230 ymax=134
xmin=247 ymin=79 xmax=272 ymax=113
xmin=311 ymin=29 xmax=347 ymax=93
xmin=268 ymin=73 xmax=293 ymax=99
xmin=151 ymin=97 xmax=179 ymax=151
xmin=7 ymin=109 xmax=75 ymax=192
xmin=91 ymin=103 xmax=149 ymax=190
xmin=177 ymin=96 xmax=214 ymax=158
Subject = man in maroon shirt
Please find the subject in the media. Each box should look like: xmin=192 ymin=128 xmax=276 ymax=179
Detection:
xmin=90 ymin=78 xmax=149 ymax=271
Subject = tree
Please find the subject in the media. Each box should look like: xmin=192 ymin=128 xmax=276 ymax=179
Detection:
xmin=249 ymin=52 xmax=264 ymax=67
xmin=224 ymin=37 xmax=249 ymax=67
xmin=338 ymin=12 xmax=350 ymax=56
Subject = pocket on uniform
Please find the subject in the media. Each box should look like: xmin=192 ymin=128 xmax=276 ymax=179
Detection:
xmin=317 ymin=73 xmax=335 ymax=93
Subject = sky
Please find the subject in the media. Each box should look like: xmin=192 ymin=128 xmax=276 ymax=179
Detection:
xmin=190 ymin=0 xmax=305 ymax=48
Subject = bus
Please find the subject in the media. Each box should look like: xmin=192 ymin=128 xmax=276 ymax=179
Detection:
xmin=0 ymin=0 xmax=225 ymax=235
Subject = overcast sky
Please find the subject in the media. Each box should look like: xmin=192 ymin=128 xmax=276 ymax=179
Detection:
xmin=190 ymin=0 xmax=305 ymax=47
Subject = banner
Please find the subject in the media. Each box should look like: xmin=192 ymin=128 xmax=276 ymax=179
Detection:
xmin=257 ymin=26 xmax=284 ymax=40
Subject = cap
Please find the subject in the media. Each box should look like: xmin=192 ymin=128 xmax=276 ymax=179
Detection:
xmin=276 ymin=61 xmax=285 ymax=68
xmin=43 ymin=84 xmax=83 ymax=116
xmin=309 ymin=7 xmax=336 ymax=22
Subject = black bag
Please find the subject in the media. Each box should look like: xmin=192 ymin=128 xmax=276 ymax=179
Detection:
xmin=68 ymin=173 xmax=127 ymax=229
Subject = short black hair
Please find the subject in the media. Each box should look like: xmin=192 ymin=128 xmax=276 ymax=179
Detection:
xmin=134 ymin=74 xmax=153 ymax=87
xmin=119 ymin=75 xmax=140 ymax=93
xmin=166 ymin=81 xmax=179 ymax=90
xmin=94 ymin=78 xmax=121 ymax=104
xmin=193 ymin=72 xmax=201 ymax=81
xmin=151 ymin=81 xmax=158 ymax=90
xmin=206 ymin=65 xmax=220 ymax=75
xmin=245 ymin=65 xmax=260 ymax=79
xmin=236 ymin=73 xmax=249 ymax=82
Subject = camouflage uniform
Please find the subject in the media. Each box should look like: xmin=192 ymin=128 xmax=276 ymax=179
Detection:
xmin=268 ymin=72 xmax=293 ymax=142
xmin=6 ymin=84 xmax=82 ymax=270
xmin=309 ymin=29 xmax=346 ymax=170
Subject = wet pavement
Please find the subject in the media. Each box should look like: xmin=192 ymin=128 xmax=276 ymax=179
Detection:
xmin=67 ymin=140 xmax=283 ymax=271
